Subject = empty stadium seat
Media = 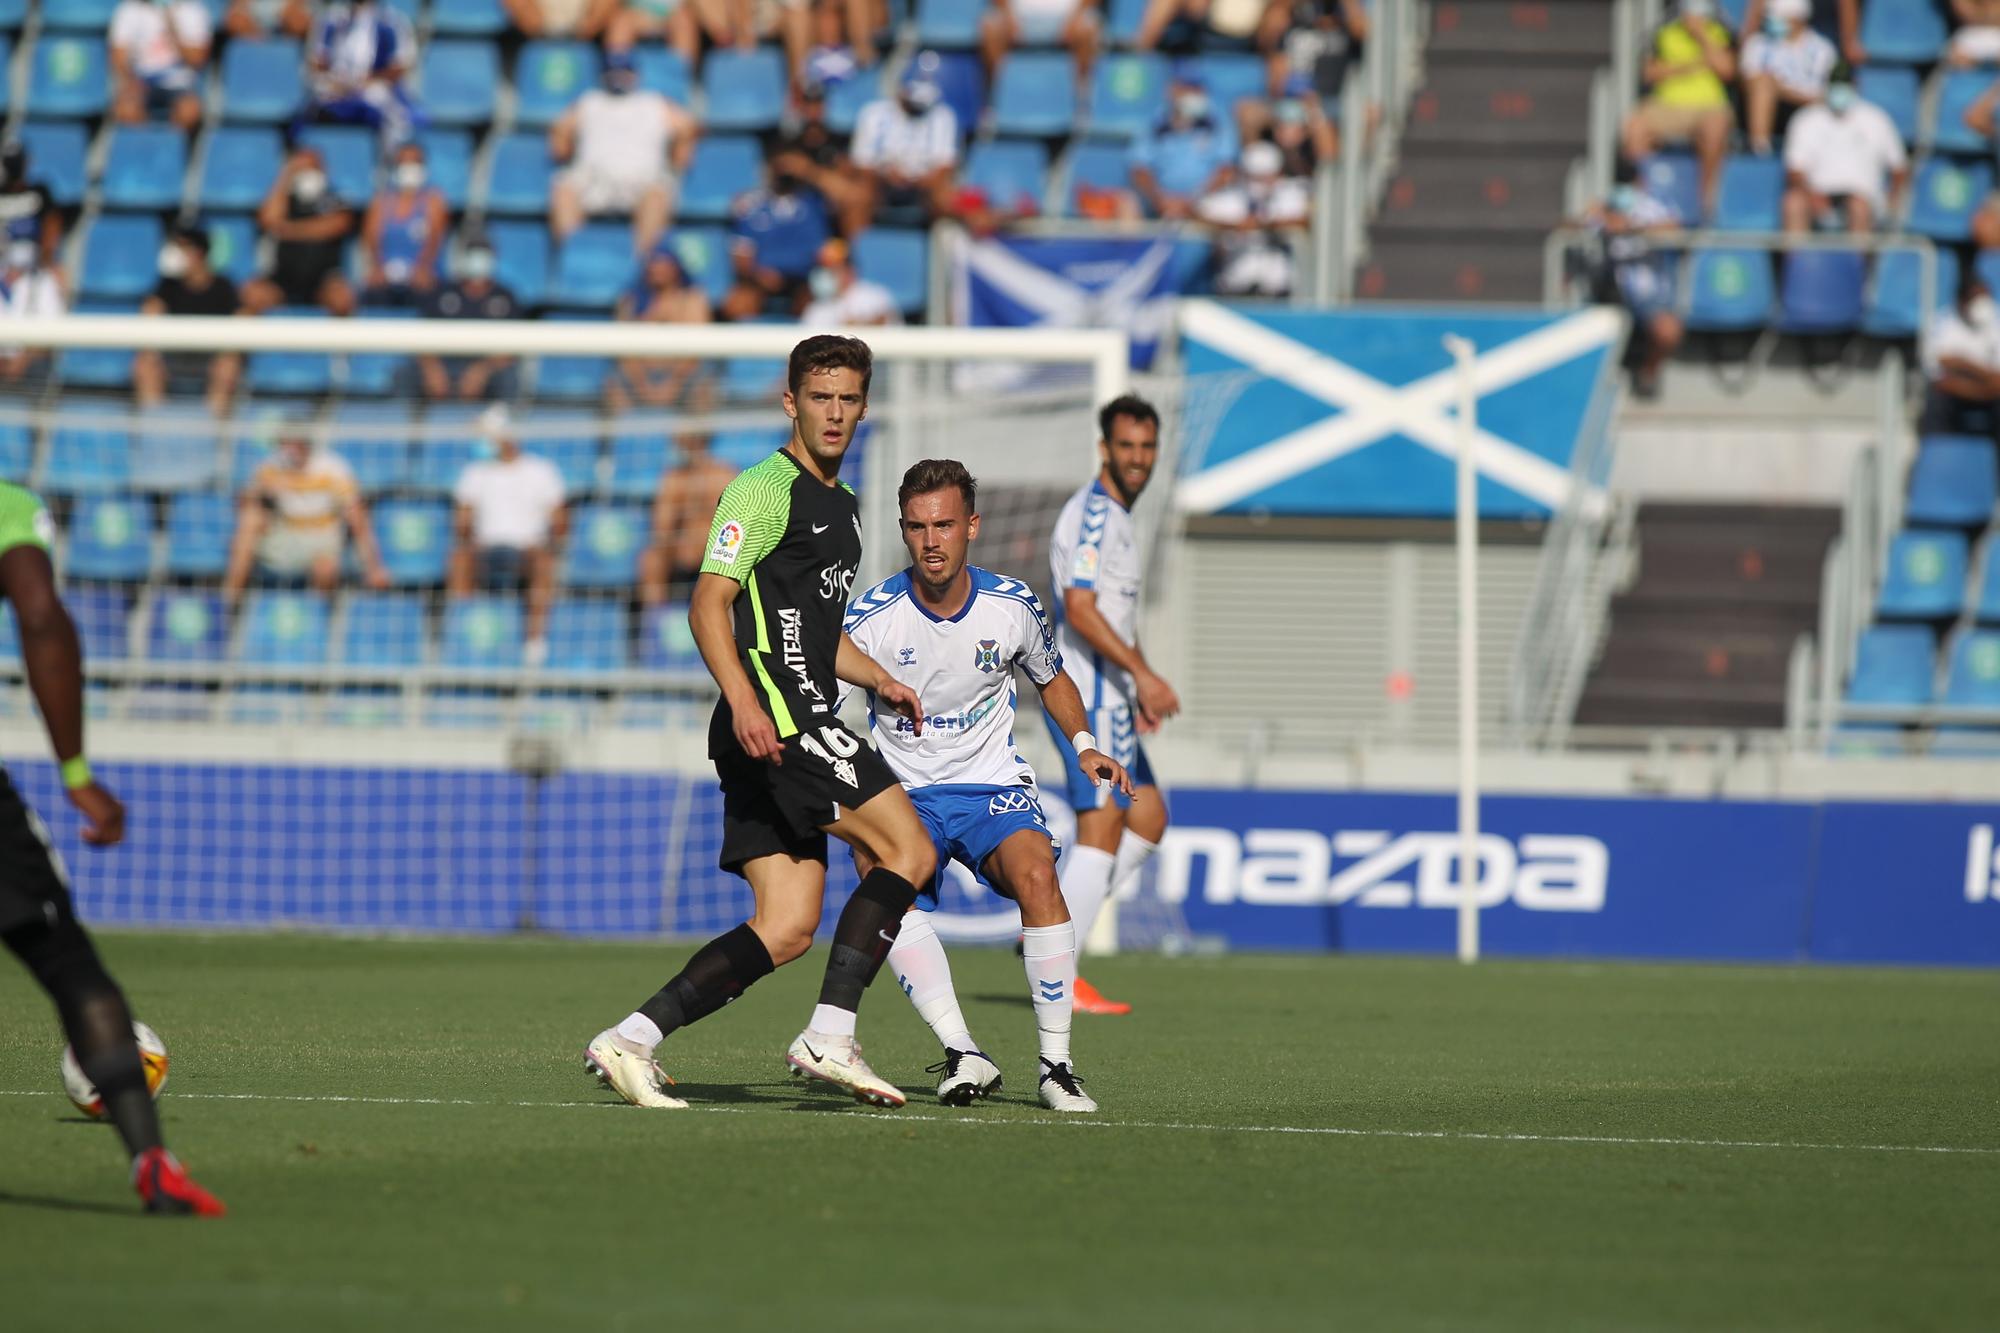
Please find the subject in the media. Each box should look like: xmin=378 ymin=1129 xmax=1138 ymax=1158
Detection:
xmin=486 ymin=133 xmax=555 ymax=216
xmin=667 ymin=226 xmax=731 ymax=305
xmin=1931 ymin=69 xmax=1991 ymax=154
xmin=1640 ymin=152 xmax=1701 ymax=224
xmin=199 ymin=126 xmax=284 ymax=213
xmin=638 ymin=603 xmax=701 ymax=671
xmin=965 ymin=140 xmax=1050 ymax=213
xmin=720 ymin=359 xmax=784 ymax=401
xmin=679 ymin=136 xmax=763 ymax=222
xmin=1714 ymin=155 xmax=1784 ymax=231
xmin=1906 ymin=435 xmax=1998 ymax=527
xmin=1974 ymin=537 xmax=2000 ymax=623
xmin=327 ymin=404 xmax=416 ymax=491
xmin=240 ymin=592 xmax=332 ymax=665
xmin=1877 ymin=528 xmax=1969 ymax=620
xmin=430 ymin=0 xmax=509 ymax=35
xmin=422 ymin=41 xmax=500 ymax=127
xmin=441 ymin=596 xmax=524 ymax=668
xmin=41 ymin=0 xmax=117 ymax=29
xmin=147 ymin=590 xmax=229 ymax=662
xmin=371 ymin=499 xmax=452 ymax=585
xmin=486 ymin=220 xmax=551 ymax=307
xmin=130 ymin=406 xmax=223 ymax=491
xmin=55 ymin=300 xmax=135 ymax=390
xmin=1778 ymin=250 xmax=1867 ymax=334
xmin=102 ymin=125 xmax=189 ymax=212
xmin=1859 ymin=65 xmax=1920 ymax=144
xmin=854 ymin=228 xmax=928 ymax=315
xmin=1861 ymin=0 xmax=1949 ymax=64
xmin=1105 ymin=0 xmax=1147 ymax=43
xmin=521 ymin=419 xmax=601 ymax=491
xmin=1685 ymin=249 xmax=1776 ymax=333
xmin=826 ymin=68 xmax=880 ymax=134
xmin=635 ymin=47 xmax=692 ymax=104
xmin=162 ymin=492 xmax=234 ymax=579
xmin=414 ymin=408 xmax=487 ymax=492
xmin=1846 ymin=623 xmax=1935 ymax=706
xmin=1063 ymin=138 xmax=1135 ymax=215
xmin=1942 ymin=627 xmax=2000 ymax=706
xmin=0 ymin=422 xmax=31 ymax=480
xmin=21 ymin=121 xmax=87 ymax=207
xmin=67 ymin=587 xmax=131 ymax=661
xmin=927 ymin=52 xmax=986 ymax=135
xmin=0 ymin=0 xmax=19 ymax=29
xmin=917 ymin=0 xmax=983 ymax=46
xmin=418 ymin=128 xmax=474 ymax=211
xmin=300 ymin=126 xmax=377 ymax=205
xmin=44 ymin=407 xmax=133 ymax=495
xmin=80 ymin=214 xmax=162 ymax=303
xmin=703 ymin=48 xmax=789 ymax=132
xmin=545 ymin=598 xmax=630 ymax=670
xmin=27 ymin=35 xmax=106 ymax=119
xmin=222 ymin=40 xmax=301 ymax=124
xmin=1862 ymin=243 xmax=1955 ymax=340
xmin=607 ymin=433 xmax=672 ymax=499
xmin=552 ymin=224 xmax=637 ymax=308
xmin=532 ymin=350 xmax=613 ymax=401
xmin=64 ymin=494 xmax=152 ymax=582
xmin=1088 ymin=54 xmax=1167 ymax=138
xmin=342 ymin=308 xmax=410 ymax=397
xmin=340 ymin=592 xmax=430 ymax=666
xmin=993 ymin=53 xmax=1076 ymax=138
xmin=1201 ymin=53 xmax=1266 ymax=114
xmin=516 ymin=42 xmax=601 ymax=128
xmin=247 ymin=310 xmax=336 ymax=397
xmin=1906 ymin=157 xmax=1991 ymax=241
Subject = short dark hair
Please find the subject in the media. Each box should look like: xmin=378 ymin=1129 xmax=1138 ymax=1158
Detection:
xmin=787 ymin=334 xmax=873 ymax=399
xmin=1098 ymin=393 xmax=1160 ymax=442
xmin=898 ymin=458 xmax=977 ymax=514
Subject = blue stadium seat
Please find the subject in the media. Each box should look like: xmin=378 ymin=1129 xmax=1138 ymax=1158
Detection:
xmin=340 ymin=592 xmax=430 ymax=666
xmin=487 ymin=220 xmax=551 ymax=307
xmin=1685 ymin=249 xmax=1776 ymax=333
xmin=1861 ymin=0 xmax=1949 ymax=65
xmin=441 ymin=596 xmax=524 ymax=669
xmin=41 ymin=0 xmax=117 ymax=29
xmin=1088 ymin=53 xmax=1167 ymax=138
xmin=430 ymin=0 xmax=508 ymax=35
xmin=993 ymin=53 xmax=1077 ymax=138
xmin=418 ymin=128 xmax=473 ymax=211
xmin=1942 ymin=627 xmax=2000 ymax=706
xmin=162 ymin=492 xmax=234 ymax=578
xmin=607 ymin=432 xmax=672 ymax=499
xmin=638 ymin=602 xmax=701 ymax=671
xmin=21 ymin=121 xmax=87 ymax=207
xmin=327 ymin=404 xmax=415 ymax=491
xmin=44 ymin=407 xmax=133 ymax=495
xmin=1859 ymin=65 xmax=1920 ymax=144
xmin=1063 ymin=138 xmax=1135 ymax=215
xmin=1105 ymin=0 xmax=1147 ymax=43
xmin=635 ymin=47 xmax=692 ymax=104
xmin=192 ymin=216 xmax=256 ymax=291
xmin=0 ymin=422 xmax=31 ymax=480
xmin=27 ymin=35 xmax=106 ymax=118
xmin=1714 ymin=155 xmax=1784 ymax=231
xmin=299 ymin=126 xmax=377 ymax=205
xmin=371 ymin=498 xmax=452 ymax=585
xmin=64 ymin=494 xmax=152 ymax=582
xmin=54 ymin=300 xmax=136 ymax=390
xmin=1906 ymin=435 xmax=1998 ymax=528
xmin=703 ymin=48 xmax=788 ymax=132
xmin=532 ymin=349 xmax=612 ymax=401
xmin=1640 ymin=152 xmax=1701 ymax=225
xmin=1931 ymin=69 xmax=1991 ymax=153
xmin=826 ymin=68 xmax=880 ymax=134
xmin=1846 ymin=624 xmax=1935 ymax=706
xmin=917 ymin=0 xmax=984 ymax=46
xmin=1974 ymin=536 xmax=2000 ymax=623
xmin=1862 ymin=243 xmax=1955 ymax=340
xmin=1877 ymin=528 xmax=1969 ymax=620
xmin=1906 ymin=157 xmax=1991 ymax=241
xmin=520 ymin=419 xmax=600 ymax=492
xmin=239 ymin=592 xmax=332 ymax=665
xmin=552 ymin=223 xmax=636 ymax=309
xmin=545 ymin=599 xmax=629 ymax=670
xmin=564 ymin=505 xmax=646 ymax=588
xmin=343 ymin=308 xmax=410 ymax=397
xmin=421 ymin=41 xmax=500 ymax=128
xmin=67 ymin=587 xmax=131 ymax=661
xmin=486 ymin=133 xmax=555 ymax=216
xmin=720 ymin=359 xmax=784 ymax=401
xmin=147 ymin=590 xmax=229 ymax=662
xmin=1779 ymin=250 xmax=1867 ymax=334
xmin=516 ymin=42 xmax=601 ymax=128
xmin=927 ymin=52 xmax=985 ymax=136
xmin=0 ymin=0 xmax=19 ymax=29
xmin=965 ymin=140 xmax=1050 ymax=213
xmin=221 ymin=40 xmax=301 ymax=124
xmin=102 ymin=126 xmax=188 ymax=212
xmin=130 ymin=405 xmax=222 ymax=491
xmin=199 ymin=126 xmax=284 ymax=213
xmin=854 ymin=228 xmax=928 ymax=315
xmin=679 ymin=136 xmax=763 ymax=222
xmin=80 ymin=214 xmax=162 ymax=304
xmin=667 ymin=226 xmax=731 ymax=305
xmin=414 ymin=407 xmax=487 ymax=493
xmin=1200 ymin=53 xmax=1266 ymax=114
xmin=247 ymin=309 xmax=336 ymax=396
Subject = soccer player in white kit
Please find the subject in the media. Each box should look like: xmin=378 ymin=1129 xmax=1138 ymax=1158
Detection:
xmin=1041 ymin=395 xmax=1181 ymax=1014
xmin=844 ymin=459 xmax=1132 ymax=1111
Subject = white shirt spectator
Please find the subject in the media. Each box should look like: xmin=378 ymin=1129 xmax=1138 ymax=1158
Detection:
xmin=110 ymin=0 xmax=213 ymax=86
xmin=0 ymin=267 xmax=64 ymax=322
xmin=454 ymin=453 xmax=566 ymax=550
xmin=851 ymin=98 xmax=959 ymax=177
xmin=801 ymin=278 xmax=901 ymax=327
xmin=1741 ymin=27 xmax=1837 ymax=96
xmin=1784 ymin=100 xmax=1906 ymax=211
xmin=1923 ymin=301 xmax=2000 ymax=382
xmin=571 ymin=88 xmax=678 ymax=185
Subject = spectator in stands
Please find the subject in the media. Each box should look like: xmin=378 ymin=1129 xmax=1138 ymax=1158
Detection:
xmin=1200 ymin=140 xmax=1310 ymax=299
xmin=1259 ymin=0 xmax=1367 ymax=104
xmin=768 ymin=81 xmax=870 ymax=238
xmin=109 ymin=0 xmax=213 ymax=132
xmin=0 ymin=234 xmax=65 ymax=389
xmin=1962 ymin=86 xmax=2000 ymax=248
xmin=1621 ymin=0 xmax=1735 ymax=218
xmin=504 ymin=0 xmax=622 ymax=40
xmin=799 ymin=237 xmax=900 ymax=327
xmin=850 ymin=53 xmax=960 ymax=228
xmin=549 ymin=48 xmax=697 ymax=256
xmin=1580 ymin=162 xmax=1683 ymax=400
xmin=802 ymin=0 xmax=865 ymax=92
xmin=0 ymin=140 xmax=62 ymax=269
xmin=1739 ymin=0 xmax=1837 ymax=156
xmin=298 ymin=0 xmax=424 ymax=148
xmin=980 ymin=0 xmax=1101 ymax=81
xmin=223 ymin=0 xmax=312 ymax=39
xmin=245 ymin=145 xmax=359 ymax=316
xmin=721 ymin=162 xmax=833 ymax=319
xmin=1950 ymin=0 xmax=2000 ymax=66
xmin=1239 ymin=71 xmax=1338 ymax=176
xmin=1136 ymin=0 xmax=1266 ymax=52
xmin=134 ymin=224 xmax=243 ymax=417
xmin=1735 ymin=0 xmax=1863 ymax=63
xmin=1922 ymin=275 xmax=2000 ymax=434
xmin=223 ymin=427 xmax=390 ymax=605
xmin=449 ymin=406 xmax=568 ymax=668
xmin=416 ymin=235 xmax=522 ymax=402
xmin=607 ymin=242 xmax=714 ymax=410
xmin=361 ymin=141 xmax=448 ymax=307
xmin=594 ymin=0 xmax=703 ymax=68
xmin=639 ymin=431 xmax=735 ymax=605
xmin=1129 ymin=64 xmax=1240 ymax=220
xmin=1780 ymin=63 xmax=1906 ymax=233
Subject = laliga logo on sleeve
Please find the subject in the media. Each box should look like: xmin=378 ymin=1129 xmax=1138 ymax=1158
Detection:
xmin=972 ymin=639 xmax=1003 ymax=673
xmin=709 ymin=520 xmax=745 ymax=566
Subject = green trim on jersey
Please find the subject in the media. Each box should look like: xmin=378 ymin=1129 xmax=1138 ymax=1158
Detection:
xmin=0 ymin=483 xmax=53 ymax=558
xmin=744 ymin=569 xmax=797 ymax=736
xmin=699 ymin=452 xmax=797 ymax=584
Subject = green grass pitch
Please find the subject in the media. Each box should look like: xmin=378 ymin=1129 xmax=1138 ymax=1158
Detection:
xmin=2 ymin=933 xmax=1997 ymax=1331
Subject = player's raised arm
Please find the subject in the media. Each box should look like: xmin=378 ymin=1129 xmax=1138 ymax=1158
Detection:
xmin=1060 ymin=586 xmax=1180 ymax=727
xmin=837 ymin=631 xmax=922 ymax=734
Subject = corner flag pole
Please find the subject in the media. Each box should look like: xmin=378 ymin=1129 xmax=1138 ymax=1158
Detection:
xmin=1443 ymin=334 xmax=1481 ymax=965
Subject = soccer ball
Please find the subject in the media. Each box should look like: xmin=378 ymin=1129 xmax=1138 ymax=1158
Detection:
xmin=60 ymin=1021 xmax=169 ymax=1118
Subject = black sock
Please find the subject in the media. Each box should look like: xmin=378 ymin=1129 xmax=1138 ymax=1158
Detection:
xmin=816 ymin=868 xmax=919 ymax=1015
xmin=637 ymin=923 xmax=775 ymax=1039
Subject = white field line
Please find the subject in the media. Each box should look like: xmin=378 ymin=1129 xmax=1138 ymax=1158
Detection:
xmin=2 ymin=1089 xmax=1995 ymax=1157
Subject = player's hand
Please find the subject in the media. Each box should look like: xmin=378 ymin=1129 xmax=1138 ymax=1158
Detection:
xmin=735 ymin=709 xmax=785 ymax=764
xmin=1078 ymin=748 xmax=1133 ymax=799
xmin=878 ymin=678 xmax=924 ymax=735
xmin=1135 ymin=670 xmax=1181 ymax=730
xmin=68 ymin=782 xmax=125 ymax=848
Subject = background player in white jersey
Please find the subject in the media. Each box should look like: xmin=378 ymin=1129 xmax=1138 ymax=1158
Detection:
xmin=1042 ymin=395 xmax=1181 ymax=1015
xmin=844 ymin=459 xmax=1131 ymax=1112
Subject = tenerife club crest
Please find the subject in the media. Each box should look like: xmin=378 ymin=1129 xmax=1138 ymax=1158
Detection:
xmin=972 ymin=639 xmax=1003 ymax=673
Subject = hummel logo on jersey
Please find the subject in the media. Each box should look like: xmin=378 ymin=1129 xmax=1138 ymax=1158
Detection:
xmin=897 ymin=647 xmax=917 ymax=667
xmin=811 ymin=523 xmax=830 ymax=533
xmin=973 ymin=639 xmax=1003 ymax=673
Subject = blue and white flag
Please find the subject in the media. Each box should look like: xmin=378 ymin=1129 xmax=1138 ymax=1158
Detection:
xmin=951 ymin=233 xmax=1211 ymax=370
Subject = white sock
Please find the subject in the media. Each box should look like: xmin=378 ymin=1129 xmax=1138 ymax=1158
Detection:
xmin=614 ymin=1012 xmax=662 ymax=1054
xmin=1111 ymin=829 xmax=1161 ymax=899
xmin=1020 ymin=921 xmax=1076 ymax=1065
xmin=887 ymin=911 xmax=975 ymax=1052
xmin=1058 ymin=844 xmax=1116 ymax=948
xmin=809 ymin=1003 xmax=857 ymax=1038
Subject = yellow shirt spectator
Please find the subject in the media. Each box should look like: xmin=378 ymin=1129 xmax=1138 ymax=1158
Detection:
xmin=1651 ymin=18 xmax=1734 ymax=109
xmin=253 ymin=449 xmax=359 ymax=534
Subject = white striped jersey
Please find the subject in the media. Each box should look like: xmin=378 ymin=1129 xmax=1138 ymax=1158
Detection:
xmin=843 ymin=566 xmax=1063 ymax=789
xmin=1048 ymin=479 xmax=1141 ymax=711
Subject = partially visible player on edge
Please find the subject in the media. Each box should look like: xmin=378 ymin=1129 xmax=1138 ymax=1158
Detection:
xmin=0 ymin=481 xmax=225 ymax=1215
xmin=585 ymin=334 xmax=937 ymax=1109
xmin=1042 ymin=395 xmax=1180 ymax=1015
xmin=843 ymin=459 xmax=1132 ymax=1113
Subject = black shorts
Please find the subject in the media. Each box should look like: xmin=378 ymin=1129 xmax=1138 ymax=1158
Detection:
xmin=0 ymin=770 xmax=75 ymax=933
xmin=710 ymin=706 xmax=899 ymax=875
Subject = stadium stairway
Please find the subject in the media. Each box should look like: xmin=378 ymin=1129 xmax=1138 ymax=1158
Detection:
xmin=1357 ymin=0 xmax=1610 ymax=302
xmin=1575 ymin=503 xmax=1840 ymax=730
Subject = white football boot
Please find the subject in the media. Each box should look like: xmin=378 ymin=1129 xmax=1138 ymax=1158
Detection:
xmin=928 ymin=1049 xmax=1003 ymax=1106
xmin=584 ymin=1029 xmax=689 ymax=1109
xmin=785 ymin=1030 xmax=907 ymax=1108
xmin=1037 ymin=1058 xmax=1098 ymax=1113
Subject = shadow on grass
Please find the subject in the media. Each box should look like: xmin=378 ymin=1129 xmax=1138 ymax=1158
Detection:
xmin=969 ymin=993 xmax=1032 ymax=1008
xmin=0 ymin=1189 xmax=134 ymax=1217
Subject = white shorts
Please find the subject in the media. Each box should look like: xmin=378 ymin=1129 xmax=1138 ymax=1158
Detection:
xmin=560 ymin=165 xmax=675 ymax=215
xmin=1954 ymin=26 xmax=2000 ymax=63
xmin=259 ymin=524 xmax=341 ymax=574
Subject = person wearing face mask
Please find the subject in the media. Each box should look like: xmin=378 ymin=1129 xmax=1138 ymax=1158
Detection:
xmin=109 ymin=0 xmax=213 ymax=132
xmin=1258 ymin=0 xmax=1368 ymax=106
xmin=135 ymin=225 xmax=243 ymax=417
xmin=415 ymin=236 xmax=522 ymax=402
xmin=1622 ymin=0 xmax=1736 ymax=219
xmin=0 ymin=235 xmax=63 ymax=387
xmin=549 ymin=47 xmax=697 ymax=255
xmin=297 ymin=0 xmax=424 ymax=148
xmin=1578 ymin=162 xmax=1684 ymax=400
xmin=1200 ymin=140 xmax=1310 ymax=298
xmin=1780 ymin=62 xmax=1906 ymax=234
xmin=609 ymin=242 xmax=715 ymax=411
xmin=721 ymin=163 xmax=834 ymax=320
xmin=850 ymin=54 xmax=961 ymax=229
xmin=1733 ymin=0 xmax=1864 ymax=64
xmin=798 ymin=237 xmax=900 ymax=328
xmin=245 ymin=146 xmax=359 ymax=316
xmin=1237 ymin=70 xmax=1338 ymax=176
xmin=361 ymin=141 xmax=448 ymax=307
xmin=1922 ymin=277 xmax=2000 ymax=435
xmin=1739 ymin=0 xmax=1837 ymax=155
xmin=1128 ymin=64 xmax=1240 ymax=221
xmin=223 ymin=427 xmax=390 ymax=605
xmin=449 ymin=406 xmax=569 ymax=668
